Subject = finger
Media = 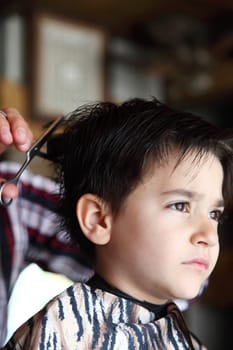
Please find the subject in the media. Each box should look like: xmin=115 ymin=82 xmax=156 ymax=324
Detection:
xmin=0 ymin=110 xmax=13 ymax=145
xmin=0 ymin=180 xmax=19 ymax=199
xmin=2 ymin=108 xmax=33 ymax=151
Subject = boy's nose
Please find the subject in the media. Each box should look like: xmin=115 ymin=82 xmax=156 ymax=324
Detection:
xmin=191 ymin=216 xmax=219 ymax=247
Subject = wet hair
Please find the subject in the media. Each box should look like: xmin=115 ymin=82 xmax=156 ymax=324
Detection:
xmin=47 ymin=97 xmax=233 ymax=263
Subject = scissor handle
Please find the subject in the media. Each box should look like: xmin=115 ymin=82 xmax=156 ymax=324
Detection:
xmin=0 ymin=181 xmax=14 ymax=206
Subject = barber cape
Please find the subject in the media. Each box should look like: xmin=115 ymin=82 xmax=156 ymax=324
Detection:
xmin=2 ymin=282 xmax=206 ymax=350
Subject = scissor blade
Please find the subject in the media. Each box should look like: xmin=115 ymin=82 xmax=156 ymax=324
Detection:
xmin=27 ymin=116 xmax=64 ymax=159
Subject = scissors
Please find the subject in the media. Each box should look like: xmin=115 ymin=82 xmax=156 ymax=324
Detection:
xmin=0 ymin=115 xmax=64 ymax=207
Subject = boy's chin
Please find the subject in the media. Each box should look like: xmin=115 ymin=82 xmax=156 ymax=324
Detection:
xmin=172 ymin=286 xmax=202 ymax=302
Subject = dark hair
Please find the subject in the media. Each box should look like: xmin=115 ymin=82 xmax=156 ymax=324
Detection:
xmin=48 ymin=97 xmax=233 ymax=263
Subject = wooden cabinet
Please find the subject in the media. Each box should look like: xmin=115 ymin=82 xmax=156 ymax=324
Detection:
xmin=0 ymin=79 xmax=29 ymax=120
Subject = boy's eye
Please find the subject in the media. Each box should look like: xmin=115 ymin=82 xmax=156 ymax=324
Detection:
xmin=209 ymin=210 xmax=223 ymax=222
xmin=169 ymin=202 xmax=189 ymax=212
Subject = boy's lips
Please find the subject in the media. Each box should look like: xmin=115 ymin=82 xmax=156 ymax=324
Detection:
xmin=182 ymin=257 xmax=209 ymax=270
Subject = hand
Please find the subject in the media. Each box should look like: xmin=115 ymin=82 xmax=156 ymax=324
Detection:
xmin=0 ymin=108 xmax=33 ymax=154
xmin=0 ymin=108 xmax=33 ymax=200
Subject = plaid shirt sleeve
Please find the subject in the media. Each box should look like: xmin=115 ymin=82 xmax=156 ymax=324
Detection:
xmin=0 ymin=161 xmax=93 ymax=346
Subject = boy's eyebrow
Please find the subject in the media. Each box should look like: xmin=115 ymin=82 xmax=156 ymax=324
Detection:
xmin=161 ymin=189 xmax=224 ymax=207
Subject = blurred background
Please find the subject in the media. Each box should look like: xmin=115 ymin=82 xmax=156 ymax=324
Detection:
xmin=0 ymin=0 xmax=232 ymax=348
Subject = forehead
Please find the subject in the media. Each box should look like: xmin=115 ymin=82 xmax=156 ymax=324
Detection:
xmin=147 ymin=148 xmax=218 ymax=173
xmin=145 ymin=150 xmax=223 ymax=189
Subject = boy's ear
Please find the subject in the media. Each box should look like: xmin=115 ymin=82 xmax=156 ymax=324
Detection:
xmin=76 ymin=194 xmax=112 ymax=245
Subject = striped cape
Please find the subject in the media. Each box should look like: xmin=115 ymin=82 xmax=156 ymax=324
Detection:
xmin=2 ymin=282 xmax=206 ymax=350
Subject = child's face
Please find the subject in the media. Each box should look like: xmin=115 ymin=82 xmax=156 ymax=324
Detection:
xmin=96 ymin=151 xmax=224 ymax=304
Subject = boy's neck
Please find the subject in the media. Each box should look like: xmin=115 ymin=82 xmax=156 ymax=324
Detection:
xmin=87 ymin=273 xmax=168 ymax=316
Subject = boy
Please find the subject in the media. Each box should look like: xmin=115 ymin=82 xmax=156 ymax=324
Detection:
xmin=2 ymin=97 xmax=233 ymax=349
